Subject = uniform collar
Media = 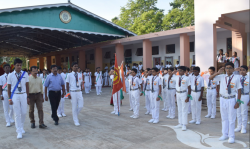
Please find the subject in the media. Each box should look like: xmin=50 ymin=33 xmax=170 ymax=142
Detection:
xmin=14 ymin=70 xmax=22 ymax=74
xmin=226 ymin=74 xmax=234 ymax=77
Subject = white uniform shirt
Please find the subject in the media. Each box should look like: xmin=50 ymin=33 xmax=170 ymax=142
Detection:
xmin=239 ymin=75 xmax=249 ymax=94
xmin=144 ymin=76 xmax=151 ymax=91
xmin=66 ymin=72 xmax=83 ymax=91
xmin=150 ymin=75 xmax=162 ymax=91
xmin=190 ymin=75 xmax=204 ymax=91
xmin=217 ymin=55 xmax=225 ymax=63
xmin=163 ymin=74 xmax=176 ymax=89
xmin=0 ymin=73 xmax=9 ymax=91
xmin=138 ymin=64 xmax=143 ymax=70
xmin=162 ymin=74 xmax=169 ymax=89
xmin=175 ymin=64 xmax=180 ymax=68
xmin=231 ymin=57 xmax=240 ymax=68
xmin=213 ymin=74 xmax=242 ymax=96
xmin=173 ymin=75 xmax=190 ymax=92
xmin=94 ymin=72 xmax=102 ymax=86
xmin=129 ymin=76 xmax=141 ymax=90
xmin=7 ymin=70 xmax=29 ymax=93
xmin=83 ymin=72 xmax=91 ymax=85
xmin=202 ymin=74 xmax=219 ymax=88
xmin=105 ymin=66 xmax=108 ymax=70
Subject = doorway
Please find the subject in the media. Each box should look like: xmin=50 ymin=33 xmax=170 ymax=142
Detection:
xmin=165 ymin=56 xmax=173 ymax=65
xmin=153 ymin=57 xmax=161 ymax=67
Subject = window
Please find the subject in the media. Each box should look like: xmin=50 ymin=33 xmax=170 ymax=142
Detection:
xmin=227 ymin=38 xmax=232 ymax=50
xmin=136 ymin=48 xmax=143 ymax=56
xmin=61 ymin=57 xmax=64 ymax=62
xmin=190 ymin=42 xmax=195 ymax=52
xmin=66 ymin=57 xmax=68 ymax=62
xmin=90 ymin=54 xmax=94 ymax=60
xmin=104 ymin=52 xmax=111 ymax=59
xmin=124 ymin=49 xmax=132 ymax=57
xmin=166 ymin=44 xmax=175 ymax=54
xmin=152 ymin=46 xmax=159 ymax=55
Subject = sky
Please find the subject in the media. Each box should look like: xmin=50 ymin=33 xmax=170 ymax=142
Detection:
xmin=0 ymin=0 xmax=174 ymax=21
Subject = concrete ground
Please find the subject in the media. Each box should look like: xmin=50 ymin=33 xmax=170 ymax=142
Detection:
xmin=0 ymin=87 xmax=249 ymax=149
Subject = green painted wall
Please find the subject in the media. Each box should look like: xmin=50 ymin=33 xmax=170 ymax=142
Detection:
xmin=0 ymin=6 xmax=126 ymax=35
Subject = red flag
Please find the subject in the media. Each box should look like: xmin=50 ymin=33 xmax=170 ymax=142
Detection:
xmin=120 ymin=62 xmax=126 ymax=93
xmin=112 ymin=54 xmax=123 ymax=95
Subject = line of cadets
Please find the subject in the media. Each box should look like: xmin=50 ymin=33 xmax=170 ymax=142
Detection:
xmin=119 ymin=62 xmax=249 ymax=144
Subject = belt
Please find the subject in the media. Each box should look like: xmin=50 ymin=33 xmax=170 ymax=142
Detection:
xmin=176 ymin=90 xmax=187 ymax=93
xmin=50 ymin=90 xmax=61 ymax=93
xmin=151 ymin=90 xmax=159 ymax=93
xmin=70 ymin=90 xmax=81 ymax=92
xmin=130 ymin=88 xmax=139 ymax=91
xmin=241 ymin=93 xmax=249 ymax=95
xmin=15 ymin=92 xmax=26 ymax=94
xmin=29 ymin=92 xmax=41 ymax=95
xmin=207 ymin=87 xmax=216 ymax=90
xmin=168 ymin=88 xmax=175 ymax=90
xmin=145 ymin=89 xmax=151 ymax=91
xmin=220 ymin=94 xmax=236 ymax=99
xmin=192 ymin=90 xmax=201 ymax=92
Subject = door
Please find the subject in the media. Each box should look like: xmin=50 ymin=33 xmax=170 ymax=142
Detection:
xmin=153 ymin=57 xmax=161 ymax=67
xmin=165 ymin=56 xmax=173 ymax=65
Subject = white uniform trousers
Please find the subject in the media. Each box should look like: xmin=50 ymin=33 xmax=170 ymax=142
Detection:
xmin=167 ymin=89 xmax=176 ymax=117
xmin=109 ymin=79 xmax=112 ymax=86
xmin=236 ymin=95 xmax=249 ymax=130
xmin=220 ymin=97 xmax=237 ymax=139
xmin=162 ymin=88 xmax=169 ymax=110
xmin=206 ymin=89 xmax=217 ymax=117
xmin=12 ymin=93 xmax=27 ymax=133
xmin=131 ymin=90 xmax=140 ymax=116
xmin=145 ymin=90 xmax=151 ymax=113
xmin=70 ymin=91 xmax=84 ymax=124
xmin=85 ymin=85 xmax=90 ymax=93
xmin=151 ymin=91 xmax=160 ymax=121
xmin=2 ymin=91 xmax=14 ymax=123
xmin=191 ymin=92 xmax=202 ymax=122
xmin=57 ymin=90 xmax=65 ymax=115
xmin=104 ymin=77 xmax=109 ymax=86
xmin=113 ymin=91 xmax=121 ymax=114
xmin=176 ymin=92 xmax=188 ymax=125
xmin=96 ymin=86 xmax=102 ymax=95
xmin=125 ymin=79 xmax=129 ymax=93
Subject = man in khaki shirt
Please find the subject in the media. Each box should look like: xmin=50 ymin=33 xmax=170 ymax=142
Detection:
xmin=29 ymin=66 xmax=47 ymax=129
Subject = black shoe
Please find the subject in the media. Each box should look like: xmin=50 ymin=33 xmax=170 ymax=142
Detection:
xmin=39 ymin=124 xmax=47 ymax=129
xmin=54 ymin=121 xmax=58 ymax=125
xmin=31 ymin=123 xmax=36 ymax=129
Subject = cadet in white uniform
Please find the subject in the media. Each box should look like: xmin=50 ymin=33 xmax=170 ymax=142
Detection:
xmin=0 ymin=64 xmax=14 ymax=127
xmin=110 ymin=70 xmax=121 ymax=115
xmin=162 ymin=68 xmax=169 ymax=112
xmin=104 ymin=70 xmax=109 ymax=86
xmin=95 ymin=67 xmax=102 ymax=95
xmin=83 ymin=68 xmax=91 ymax=93
xmin=170 ymin=66 xmax=191 ymax=131
xmin=148 ymin=67 xmax=162 ymax=124
xmin=166 ymin=67 xmax=176 ymax=119
xmin=189 ymin=67 xmax=204 ymax=125
xmin=234 ymin=65 xmax=249 ymax=134
xmin=8 ymin=58 xmax=29 ymax=139
xmin=202 ymin=67 xmax=219 ymax=119
xmin=209 ymin=62 xmax=242 ymax=144
xmin=175 ymin=61 xmax=180 ymax=68
xmin=57 ymin=67 xmax=67 ymax=117
xmin=129 ymin=68 xmax=143 ymax=119
xmin=231 ymin=52 xmax=240 ymax=75
xmin=138 ymin=62 xmax=143 ymax=71
xmin=66 ymin=62 xmax=84 ymax=126
xmin=143 ymin=69 xmax=152 ymax=115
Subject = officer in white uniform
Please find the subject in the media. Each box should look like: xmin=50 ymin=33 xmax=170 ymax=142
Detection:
xmin=0 ymin=64 xmax=14 ymax=127
xmin=95 ymin=67 xmax=102 ymax=95
xmin=66 ymin=62 xmax=84 ymax=126
xmin=209 ymin=62 xmax=242 ymax=144
xmin=8 ymin=58 xmax=29 ymax=139
xmin=189 ymin=67 xmax=204 ymax=125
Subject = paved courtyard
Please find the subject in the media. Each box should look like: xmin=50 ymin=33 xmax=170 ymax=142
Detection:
xmin=0 ymin=88 xmax=249 ymax=149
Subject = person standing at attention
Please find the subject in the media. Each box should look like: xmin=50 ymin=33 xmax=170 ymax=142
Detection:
xmin=8 ymin=58 xmax=29 ymax=139
xmin=95 ymin=67 xmax=102 ymax=95
xmin=44 ymin=65 xmax=65 ymax=126
xmin=29 ymin=66 xmax=47 ymax=129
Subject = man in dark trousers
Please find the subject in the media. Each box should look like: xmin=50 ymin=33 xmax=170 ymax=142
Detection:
xmin=44 ymin=65 xmax=65 ymax=125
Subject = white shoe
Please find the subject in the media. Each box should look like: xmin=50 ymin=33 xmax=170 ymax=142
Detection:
xmin=149 ymin=112 xmax=152 ymax=115
xmin=129 ymin=108 xmax=133 ymax=111
xmin=211 ymin=115 xmax=215 ymax=119
xmin=145 ymin=111 xmax=150 ymax=115
xmin=161 ymin=108 xmax=165 ymax=111
xmin=170 ymin=116 xmax=175 ymax=119
xmin=58 ymin=114 xmax=62 ymax=118
xmin=228 ymin=138 xmax=235 ymax=144
xmin=174 ymin=124 xmax=182 ymax=128
xmin=219 ymin=136 xmax=229 ymax=141
xmin=164 ymin=109 xmax=168 ymax=112
xmin=182 ymin=125 xmax=187 ymax=131
xmin=205 ymin=115 xmax=211 ymax=118
xmin=196 ymin=121 xmax=201 ymax=125
xmin=6 ymin=123 xmax=11 ymax=127
xmin=75 ymin=123 xmax=80 ymax=126
xmin=21 ymin=128 xmax=25 ymax=134
xmin=17 ymin=133 xmax=22 ymax=139
xmin=130 ymin=115 xmax=134 ymax=118
xmin=234 ymin=127 xmax=241 ymax=132
xmin=153 ymin=120 xmax=159 ymax=124
xmin=148 ymin=119 xmax=154 ymax=123
xmin=133 ymin=115 xmax=139 ymax=119
xmin=62 ymin=113 xmax=66 ymax=117
xmin=188 ymin=112 xmax=191 ymax=114
xmin=10 ymin=119 xmax=15 ymax=123
xmin=241 ymin=128 xmax=246 ymax=134
xmin=166 ymin=115 xmax=171 ymax=118
xmin=115 ymin=113 xmax=118 ymax=115
xmin=189 ymin=120 xmax=196 ymax=124
xmin=111 ymin=111 xmax=115 ymax=114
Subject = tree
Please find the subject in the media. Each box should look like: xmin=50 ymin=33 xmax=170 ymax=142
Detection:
xmin=162 ymin=0 xmax=194 ymax=30
xmin=112 ymin=0 xmax=164 ymax=35
xmin=7 ymin=57 xmax=27 ymax=69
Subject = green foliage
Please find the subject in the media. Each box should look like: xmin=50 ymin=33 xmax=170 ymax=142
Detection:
xmin=162 ymin=0 xmax=194 ymax=30
xmin=7 ymin=57 xmax=27 ymax=69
